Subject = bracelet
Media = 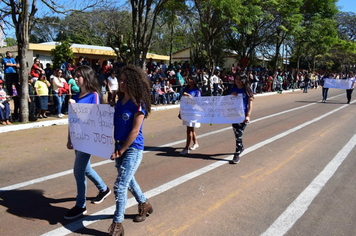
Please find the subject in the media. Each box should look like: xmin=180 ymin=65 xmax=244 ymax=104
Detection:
xmin=246 ymin=114 xmax=250 ymax=117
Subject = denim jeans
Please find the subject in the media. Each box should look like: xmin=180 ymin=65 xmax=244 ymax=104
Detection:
xmin=53 ymin=92 xmax=65 ymax=114
xmin=74 ymin=150 xmax=107 ymax=208
xmin=322 ymin=87 xmax=329 ymax=101
xmin=0 ymin=102 xmax=10 ymax=120
xmin=113 ymin=143 xmax=146 ymax=223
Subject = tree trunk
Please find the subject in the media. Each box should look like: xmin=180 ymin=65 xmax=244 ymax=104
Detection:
xmin=19 ymin=45 xmax=29 ymax=123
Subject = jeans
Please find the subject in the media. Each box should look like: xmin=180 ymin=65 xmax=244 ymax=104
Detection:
xmin=252 ymin=82 xmax=258 ymax=93
xmin=322 ymin=87 xmax=329 ymax=101
xmin=53 ymin=92 xmax=65 ymax=114
xmin=346 ymin=89 xmax=353 ymax=103
xmin=74 ymin=150 xmax=107 ymax=208
xmin=0 ymin=102 xmax=10 ymax=120
xmin=304 ymin=82 xmax=309 ymax=93
xmin=232 ymin=123 xmax=247 ymax=155
xmin=113 ymin=143 xmax=146 ymax=223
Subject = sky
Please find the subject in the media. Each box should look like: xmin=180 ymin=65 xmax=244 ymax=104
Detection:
xmin=1 ymin=0 xmax=356 ymax=40
xmin=336 ymin=0 xmax=356 ymax=13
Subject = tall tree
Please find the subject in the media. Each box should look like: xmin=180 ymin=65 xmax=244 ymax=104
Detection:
xmin=0 ymin=0 xmax=104 ymax=123
xmin=130 ymin=0 xmax=169 ymax=69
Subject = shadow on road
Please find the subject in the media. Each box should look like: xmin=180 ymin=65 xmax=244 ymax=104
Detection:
xmin=0 ymin=189 xmax=111 ymax=235
xmin=145 ymin=146 xmax=232 ymax=162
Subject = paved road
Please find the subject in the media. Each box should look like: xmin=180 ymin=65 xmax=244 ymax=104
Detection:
xmin=0 ymin=88 xmax=355 ymax=236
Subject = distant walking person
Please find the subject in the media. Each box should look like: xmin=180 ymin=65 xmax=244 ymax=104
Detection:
xmin=108 ymin=65 xmax=152 ymax=236
xmin=229 ymin=72 xmax=254 ymax=164
xmin=65 ymin=65 xmax=111 ymax=220
xmin=346 ymin=72 xmax=355 ymax=104
xmin=320 ymin=73 xmax=329 ymax=103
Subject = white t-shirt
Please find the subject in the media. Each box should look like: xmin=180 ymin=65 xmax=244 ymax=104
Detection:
xmin=107 ymin=76 xmax=118 ymax=91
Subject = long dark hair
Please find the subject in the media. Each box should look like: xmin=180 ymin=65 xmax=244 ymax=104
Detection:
xmin=234 ymin=72 xmax=254 ymax=97
xmin=117 ymin=65 xmax=151 ymax=118
xmin=75 ymin=65 xmax=102 ymax=101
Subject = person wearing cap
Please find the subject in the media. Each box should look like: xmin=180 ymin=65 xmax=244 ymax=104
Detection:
xmin=0 ymin=80 xmax=11 ymax=125
xmin=2 ymin=51 xmax=18 ymax=96
xmin=179 ymin=74 xmax=201 ymax=155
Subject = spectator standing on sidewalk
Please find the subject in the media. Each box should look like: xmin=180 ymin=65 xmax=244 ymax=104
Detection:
xmin=0 ymin=80 xmax=11 ymax=125
xmin=108 ymin=65 xmax=153 ymax=236
xmin=229 ymin=72 xmax=254 ymax=164
xmin=65 ymin=65 xmax=111 ymax=220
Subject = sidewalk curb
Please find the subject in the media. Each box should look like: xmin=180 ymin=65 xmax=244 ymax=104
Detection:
xmin=0 ymin=90 xmax=295 ymax=134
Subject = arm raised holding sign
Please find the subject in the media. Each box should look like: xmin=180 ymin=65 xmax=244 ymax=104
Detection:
xmin=64 ymin=66 xmax=111 ymax=220
xmin=229 ymin=72 xmax=254 ymax=164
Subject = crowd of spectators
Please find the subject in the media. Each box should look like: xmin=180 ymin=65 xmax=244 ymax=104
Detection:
xmin=0 ymin=51 xmax=354 ymax=124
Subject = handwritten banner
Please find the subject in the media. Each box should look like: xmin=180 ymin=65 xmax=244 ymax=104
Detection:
xmin=180 ymin=95 xmax=245 ymax=124
xmin=68 ymin=103 xmax=114 ymax=159
xmin=324 ymin=78 xmax=354 ymax=89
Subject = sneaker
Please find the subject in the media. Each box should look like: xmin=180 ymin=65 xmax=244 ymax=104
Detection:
xmin=91 ymin=188 xmax=111 ymax=204
xmin=180 ymin=148 xmax=189 ymax=155
xmin=58 ymin=113 xmax=64 ymax=118
xmin=189 ymin=143 xmax=199 ymax=150
xmin=64 ymin=206 xmax=87 ymax=220
xmin=229 ymin=154 xmax=240 ymax=164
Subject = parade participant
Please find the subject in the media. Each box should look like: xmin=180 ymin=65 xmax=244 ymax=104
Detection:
xmin=108 ymin=65 xmax=152 ymax=236
xmin=320 ymin=73 xmax=329 ymax=103
xmin=65 ymin=65 xmax=111 ymax=220
xmin=180 ymin=74 xmax=201 ymax=155
xmin=346 ymin=72 xmax=355 ymax=104
xmin=229 ymin=72 xmax=254 ymax=164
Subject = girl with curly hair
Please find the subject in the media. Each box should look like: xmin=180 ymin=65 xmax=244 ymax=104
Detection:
xmin=108 ymin=65 xmax=152 ymax=236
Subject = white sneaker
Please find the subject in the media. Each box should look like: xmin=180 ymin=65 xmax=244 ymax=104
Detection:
xmin=58 ymin=113 xmax=64 ymax=118
xmin=189 ymin=143 xmax=199 ymax=150
xmin=180 ymin=148 xmax=189 ymax=155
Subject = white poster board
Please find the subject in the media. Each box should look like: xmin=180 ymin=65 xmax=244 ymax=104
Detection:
xmin=68 ymin=103 xmax=114 ymax=159
xmin=324 ymin=78 xmax=353 ymax=89
xmin=180 ymin=95 xmax=245 ymax=124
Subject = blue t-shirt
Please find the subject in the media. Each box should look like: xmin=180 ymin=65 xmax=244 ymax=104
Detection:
xmin=2 ymin=57 xmax=17 ymax=74
xmin=185 ymin=86 xmax=201 ymax=97
xmin=73 ymin=91 xmax=101 ymax=104
xmin=113 ymin=99 xmax=146 ymax=150
xmin=230 ymin=87 xmax=249 ymax=115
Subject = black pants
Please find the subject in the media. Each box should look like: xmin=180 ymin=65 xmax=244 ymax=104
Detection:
xmin=346 ymin=89 xmax=354 ymax=103
xmin=232 ymin=123 xmax=247 ymax=155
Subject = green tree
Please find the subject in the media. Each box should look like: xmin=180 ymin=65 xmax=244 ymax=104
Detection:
xmin=0 ymin=0 xmax=103 ymax=123
xmin=51 ymin=40 xmax=73 ymax=69
xmin=4 ymin=37 xmax=16 ymax=46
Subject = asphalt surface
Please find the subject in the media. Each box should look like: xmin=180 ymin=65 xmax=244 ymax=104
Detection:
xmin=0 ymin=88 xmax=355 ymax=236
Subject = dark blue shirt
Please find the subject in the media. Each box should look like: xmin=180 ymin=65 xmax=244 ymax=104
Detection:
xmin=73 ymin=91 xmax=101 ymax=104
xmin=113 ymin=99 xmax=146 ymax=150
xmin=230 ymin=87 xmax=249 ymax=115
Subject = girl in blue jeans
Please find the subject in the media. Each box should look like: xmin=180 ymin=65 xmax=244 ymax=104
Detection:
xmin=108 ymin=65 xmax=152 ymax=236
xmin=65 ymin=65 xmax=111 ymax=220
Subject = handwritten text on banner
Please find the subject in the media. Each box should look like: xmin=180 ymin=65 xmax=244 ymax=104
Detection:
xmin=68 ymin=103 xmax=114 ymax=159
xmin=324 ymin=78 xmax=354 ymax=89
xmin=180 ymin=95 xmax=245 ymax=124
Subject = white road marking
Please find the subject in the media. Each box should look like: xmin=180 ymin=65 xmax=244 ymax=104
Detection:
xmin=1 ymin=95 xmax=342 ymax=192
xmin=42 ymin=101 xmax=353 ymax=235
xmin=0 ymin=95 xmax=330 ymax=192
xmin=260 ymin=134 xmax=356 ymax=236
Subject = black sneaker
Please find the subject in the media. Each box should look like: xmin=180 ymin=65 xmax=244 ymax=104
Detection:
xmin=91 ymin=188 xmax=111 ymax=204
xmin=229 ymin=155 xmax=240 ymax=164
xmin=64 ymin=206 xmax=87 ymax=220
